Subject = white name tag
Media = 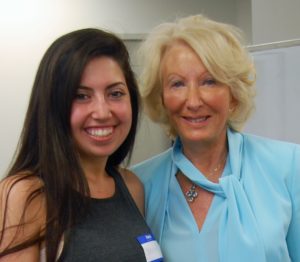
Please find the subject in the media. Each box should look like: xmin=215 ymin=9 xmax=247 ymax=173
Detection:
xmin=137 ymin=234 xmax=163 ymax=262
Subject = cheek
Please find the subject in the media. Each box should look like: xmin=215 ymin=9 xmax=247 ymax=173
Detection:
xmin=70 ymin=105 xmax=83 ymax=131
xmin=163 ymin=90 xmax=184 ymax=113
xmin=117 ymin=102 xmax=132 ymax=126
xmin=206 ymin=89 xmax=232 ymax=111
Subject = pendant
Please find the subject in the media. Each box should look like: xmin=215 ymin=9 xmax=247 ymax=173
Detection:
xmin=185 ymin=184 xmax=198 ymax=202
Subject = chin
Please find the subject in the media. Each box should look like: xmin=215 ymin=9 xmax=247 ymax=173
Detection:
xmin=80 ymin=145 xmax=120 ymax=160
xmin=181 ymin=134 xmax=214 ymax=145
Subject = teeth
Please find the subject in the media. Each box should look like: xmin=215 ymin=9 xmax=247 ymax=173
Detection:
xmin=186 ymin=117 xmax=207 ymax=123
xmin=87 ymin=128 xmax=113 ymax=137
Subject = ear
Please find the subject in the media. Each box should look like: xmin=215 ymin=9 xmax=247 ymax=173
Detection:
xmin=229 ymin=95 xmax=238 ymax=112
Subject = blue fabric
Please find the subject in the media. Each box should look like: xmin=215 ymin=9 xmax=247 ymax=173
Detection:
xmin=131 ymin=129 xmax=300 ymax=262
xmin=160 ymin=153 xmax=230 ymax=261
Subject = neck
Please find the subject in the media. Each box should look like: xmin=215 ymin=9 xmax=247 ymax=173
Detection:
xmin=79 ymin=156 xmax=116 ymax=198
xmin=79 ymin=155 xmax=108 ymax=180
xmin=182 ymin=136 xmax=228 ymax=178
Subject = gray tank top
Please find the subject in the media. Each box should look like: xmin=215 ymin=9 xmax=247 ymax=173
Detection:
xmin=58 ymin=167 xmax=160 ymax=262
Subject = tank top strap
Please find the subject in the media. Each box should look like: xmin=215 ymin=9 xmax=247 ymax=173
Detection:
xmin=106 ymin=166 xmax=143 ymax=218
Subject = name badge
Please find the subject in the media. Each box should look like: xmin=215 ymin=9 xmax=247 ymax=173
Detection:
xmin=137 ymin=234 xmax=163 ymax=262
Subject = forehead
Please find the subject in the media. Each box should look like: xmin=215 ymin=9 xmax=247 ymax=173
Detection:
xmin=83 ymin=56 xmax=122 ymax=74
xmin=80 ymin=56 xmax=126 ymax=85
xmin=163 ymin=40 xmax=197 ymax=58
xmin=160 ymin=41 xmax=207 ymax=75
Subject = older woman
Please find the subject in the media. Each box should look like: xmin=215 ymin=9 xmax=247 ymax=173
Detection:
xmin=131 ymin=15 xmax=300 ymax=262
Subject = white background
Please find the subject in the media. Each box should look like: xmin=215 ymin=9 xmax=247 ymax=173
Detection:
xmin=245 ymin=43 xmax=300 ymax=144
xmin=0 ymin=0 xmax=300 ymax=177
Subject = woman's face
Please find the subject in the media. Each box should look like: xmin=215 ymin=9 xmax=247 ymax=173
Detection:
xmin=70 ymin=56 xmax=132 ymax=162
xmin=161 ymin=41 xmax=235 ymax=148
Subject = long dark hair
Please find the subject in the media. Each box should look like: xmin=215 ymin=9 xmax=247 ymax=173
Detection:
xmin=0 ymin=28 xmax=140 ymax=261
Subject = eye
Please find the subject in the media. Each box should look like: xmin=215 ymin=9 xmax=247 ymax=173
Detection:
xmin=74 ymin=92 xmax=89 ymax=101
xmin=110 ymin=90 xmax=126 ymax=98
xmin=171 ymin=80 xmax=184 ymax=88
xmin=202 ymin=78 xmax=217 ymax=86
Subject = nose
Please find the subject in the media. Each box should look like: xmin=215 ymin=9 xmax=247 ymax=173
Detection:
xmin=186 ymin=85 xmax=203 ymax=111
xmin=90 ymin=96 xmax=112 ymax=120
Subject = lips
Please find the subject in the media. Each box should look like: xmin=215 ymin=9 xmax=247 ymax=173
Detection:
xmin=85 ymin=127 xmax=113 ymax=137
xmin=183 ymin=116 xmax=209 ymax=123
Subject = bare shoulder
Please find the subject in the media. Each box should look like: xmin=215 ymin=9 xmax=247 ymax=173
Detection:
xmin=1 ymin=172 xmax=42 ymax=192
xmin=118 ymin=168 xmax=145 ymax=216
xmin=0 ymin=173 xmax=45 ymax=210
xmin=0 ymin=173 xmax=46 ymax=253
xmin=119 ymin=168 xmax=143 ymax=188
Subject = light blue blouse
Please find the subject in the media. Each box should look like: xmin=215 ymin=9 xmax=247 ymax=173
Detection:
xmin=131 ymin=129 xmax=300 ymax=262
xmin=160 ymin=156 xmax=231 ymax=261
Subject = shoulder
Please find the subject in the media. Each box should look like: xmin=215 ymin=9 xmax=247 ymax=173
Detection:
xmin=237 ymin=132 xmax=300 ymax=186
xmin=229 ymin=129 xmax=300 ymax=159
xmin=119 ymin=168 xmax=144 ymax=192
xmin=0 ymin=173 xmax=45 ymax=206
xmin=130 ymin=148 xmax=173 ymax=182
xmin=0 ymin=173 xmax=46 ymax=249
xmin=118 ymin=168 xmax=144 ymax=215
xmin=241 ymin=132 xmax=300 ymax=158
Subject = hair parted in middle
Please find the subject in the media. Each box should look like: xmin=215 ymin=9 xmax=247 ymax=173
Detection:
xmin=3 ymin=28 xmax=140 ymax=261
xmin=138 ymin=14 xmax=256 ymax=137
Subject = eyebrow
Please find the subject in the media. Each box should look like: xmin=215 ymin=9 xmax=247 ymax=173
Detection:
xmin=165 ymin=70 xmax=211 ymax=79
xmin=78 ymin=82 xmax=127 ymax=90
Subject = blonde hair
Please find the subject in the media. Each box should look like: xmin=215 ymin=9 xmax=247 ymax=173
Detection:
xmin=138 ymin=14 xmax=256 ymax=136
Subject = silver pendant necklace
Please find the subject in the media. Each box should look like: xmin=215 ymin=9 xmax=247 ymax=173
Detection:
xmin=184 ymin=154 xmax=227 ymax=203
xmin=185 ymin=184 xmax=198 ymax=202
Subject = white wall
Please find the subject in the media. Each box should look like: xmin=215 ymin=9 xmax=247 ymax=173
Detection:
xmin=245 ymin=1 xmax=300 ymax=143
xmin=252 ymin=0 xmax=300 ymax=44
xmin=244 ymin=42 xmax=300 ymax=144
xmin=236 ymin=0 xmax=252 ymax=44
xmin=0 ymin=0 xmax=238 ymax=176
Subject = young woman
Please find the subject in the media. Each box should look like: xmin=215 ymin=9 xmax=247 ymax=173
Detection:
xmin=0 ymin=28 xmax=163 ymax=262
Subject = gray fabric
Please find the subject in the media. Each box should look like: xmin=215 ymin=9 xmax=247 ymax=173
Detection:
xmin=58 ymin=167 xmax=150 ymax=262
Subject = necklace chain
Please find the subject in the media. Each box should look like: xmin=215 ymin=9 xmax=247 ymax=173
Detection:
xmin=184 ymin=155 xmax=227 ymax=203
